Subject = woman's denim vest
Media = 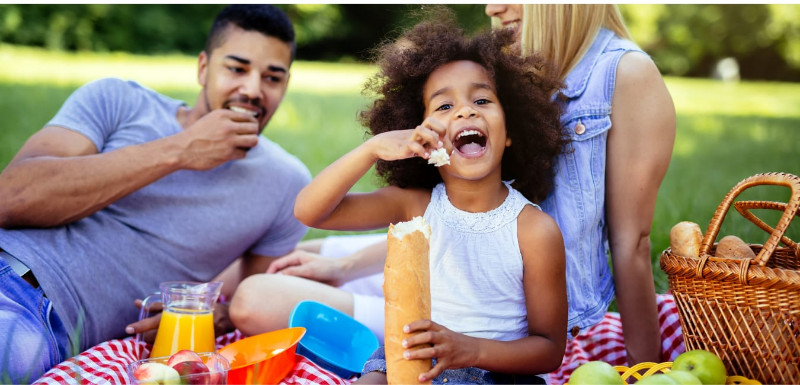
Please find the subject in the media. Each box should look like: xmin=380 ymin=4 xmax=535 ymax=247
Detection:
xmin=539 ymin=28 xmax=646 ymax=337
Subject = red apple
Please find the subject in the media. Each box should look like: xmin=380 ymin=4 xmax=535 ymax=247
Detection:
xmin=167 ymin=349 xmax=204 ymax=367
xmin=671 ymin=349 xmax=727 ymax=385
xmin=171 ymin=361 xmax=211 ymax=385
xmin=569 ymin=361 xmax=624 ymax=385
xmin=133 ymin=362 xmax=181 ymax=385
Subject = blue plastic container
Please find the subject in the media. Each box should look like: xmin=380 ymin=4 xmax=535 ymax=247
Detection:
xmin=288 ymin=300 xmax=380 ymax=378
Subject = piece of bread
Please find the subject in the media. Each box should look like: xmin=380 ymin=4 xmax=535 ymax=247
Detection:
xmin=670 ymin=221 xmax=703 ymax=259
xmin=427 ymin=147 xmax=450 ymax=167
xmin=716 ymin=235 xmax=756 ymax=259
xmin=384 ymin=216 xmax=432 ymax=385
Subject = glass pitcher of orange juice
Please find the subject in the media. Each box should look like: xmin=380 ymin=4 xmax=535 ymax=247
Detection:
xmin=138 ymin=281 xmax=223 ymax=358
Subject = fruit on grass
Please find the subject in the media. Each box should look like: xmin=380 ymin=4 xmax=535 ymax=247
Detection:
xmin=166 ymin=349 xmax=204 ymax=367
xmin=635 ymin=373 xmax=677 ymax=384
xmin=171 ymin=361 xmax=210 ymax=385
xmin=672 ymin=349 xmax=727 ymax=385
xmin=569 ymin=361 xmax=624 ymax=385
xmin=133 ymin=362 xmax=181 ymax=385
xmin=665 ymin=369 xmax=703 ymax=385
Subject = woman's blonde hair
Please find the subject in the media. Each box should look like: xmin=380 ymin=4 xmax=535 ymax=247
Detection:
xmin=516 ymin=4 xmax=631 ymax=81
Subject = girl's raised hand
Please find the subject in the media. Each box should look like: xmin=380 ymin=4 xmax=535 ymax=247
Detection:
xmin=402 ymin=319 xmax=480 ymax=383
xmin=370 ymin=117 xmax=446 ymax=161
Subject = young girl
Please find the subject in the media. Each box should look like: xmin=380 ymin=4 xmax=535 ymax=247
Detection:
xmin=293 ymin=19 xmax=568 ymax=384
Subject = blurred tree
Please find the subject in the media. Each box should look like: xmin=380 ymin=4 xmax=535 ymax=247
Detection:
xmin=2 ymin=4 xmax=799 ymax=81
xmin=0 ymin=4 xmax=220 ymax=54
xmin=282 ymin=4 xmax=487 ymax=62
xmin=621 ymin=4 xmax=800 ymax=81
xmin=0 ymin=4 xmax=485 ymax=61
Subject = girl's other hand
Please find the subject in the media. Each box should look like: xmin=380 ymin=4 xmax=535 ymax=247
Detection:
xmin=402 ymin=319 xmax=480 ymax=383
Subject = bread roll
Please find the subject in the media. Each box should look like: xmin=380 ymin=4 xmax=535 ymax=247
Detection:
xmin=385 ymin=216 xmax=432 ymax=385
xmin=716 ymin=235 xmax=756 ymax=259
xmin=670 ymin=221 xmax=703 ymax=259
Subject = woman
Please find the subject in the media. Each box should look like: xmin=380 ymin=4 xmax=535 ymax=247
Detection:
xmin=484 ymin=4 xmax=675 ymax=366
xmin=230 ymin=4 xmax=676 ymax=376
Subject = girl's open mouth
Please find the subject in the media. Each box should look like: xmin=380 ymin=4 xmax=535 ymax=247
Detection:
xmin=453 ymin=129 xmax=487 ymax=158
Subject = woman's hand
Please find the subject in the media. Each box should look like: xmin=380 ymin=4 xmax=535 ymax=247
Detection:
xmin=266 ymin=249 xmax=348 ymax=287
xmin=370 ymin=117 xmax=446 ymax=162
xmin=402 ymin=319 xmax=480 ymax=383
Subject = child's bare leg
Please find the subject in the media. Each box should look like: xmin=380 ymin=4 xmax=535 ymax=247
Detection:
xmin=353 ymin=371 xmax=387 ymax=384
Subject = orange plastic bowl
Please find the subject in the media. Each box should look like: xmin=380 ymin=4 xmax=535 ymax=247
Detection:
xmin=218 ymin=327 xmax=306 ymax=384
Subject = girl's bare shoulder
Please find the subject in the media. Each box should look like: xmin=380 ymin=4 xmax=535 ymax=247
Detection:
xmin=517 ymin=204 xmax=564 ymax=255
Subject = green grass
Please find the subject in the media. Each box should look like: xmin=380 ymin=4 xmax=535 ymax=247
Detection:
xmin=2 ymin=44 xmax=800 ymax=293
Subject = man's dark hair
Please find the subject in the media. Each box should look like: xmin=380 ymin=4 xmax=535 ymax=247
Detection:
xmin=205 ymin=4 xmax=296 ymax=61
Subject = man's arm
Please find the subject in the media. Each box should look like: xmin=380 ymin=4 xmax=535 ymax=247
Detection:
xmin=0 ymin=126 xmax=182 ymax=228
xmin=0 ymin=109 xmax=259 ymax=228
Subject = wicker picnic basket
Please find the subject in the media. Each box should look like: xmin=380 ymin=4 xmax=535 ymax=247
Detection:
xmin=660 ymin=172 xmax=800 ymax=384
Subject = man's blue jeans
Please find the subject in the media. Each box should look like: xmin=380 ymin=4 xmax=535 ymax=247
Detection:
xmin=0 ymin=258 xmax=71 ymax=383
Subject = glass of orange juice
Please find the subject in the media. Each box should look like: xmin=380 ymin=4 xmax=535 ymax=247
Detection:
xmin=138 ymin=281 xmax=222 ymax=358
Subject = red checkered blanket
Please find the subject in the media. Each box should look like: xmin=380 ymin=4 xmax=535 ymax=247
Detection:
xmin=35 ymin=294 xmax=682 ymax=384
xmin=547 ymin=294 xmax=685 ymax=384
xmin=33 ymin=330 xmax=351 ymax=385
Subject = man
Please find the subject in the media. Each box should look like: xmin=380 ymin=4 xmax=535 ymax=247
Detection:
xmin=0 ymin=5 xmax=309 ymax=382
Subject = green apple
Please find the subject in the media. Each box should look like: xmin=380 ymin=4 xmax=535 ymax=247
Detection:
xmin=636 ymin=373 xmax=677 ymax=385
xmin=665 ymin=369 xmax=703 ymax=385
xmin=672 ymin=349 xmax=727 ymax=385
xmin=569 ymin=361 xmax=624 ymax=385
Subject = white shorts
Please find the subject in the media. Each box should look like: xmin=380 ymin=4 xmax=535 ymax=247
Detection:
xmin=319 ymin=233 xmax=386 ymax=341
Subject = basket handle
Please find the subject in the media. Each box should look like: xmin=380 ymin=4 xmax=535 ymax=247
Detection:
xmin=733 ymin=200 xmax=799 ymax=250
xmin=700 ymin=172 xmax=800 ymax=267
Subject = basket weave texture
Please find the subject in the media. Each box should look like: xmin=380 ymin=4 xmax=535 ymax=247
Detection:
xmin=660 ymin=172 xmax=800 ymax=384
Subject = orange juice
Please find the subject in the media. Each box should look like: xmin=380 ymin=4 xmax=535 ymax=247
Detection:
xmin=150 ymin=307 xmax=215 ymax=358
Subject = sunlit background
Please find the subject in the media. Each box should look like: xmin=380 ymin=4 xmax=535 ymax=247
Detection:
xmin=1 ymin=4 xmax=799 ymax=294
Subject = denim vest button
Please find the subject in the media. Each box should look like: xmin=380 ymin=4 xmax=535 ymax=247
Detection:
xmin=574 ymin=120 xmax=586 ymax=135
xmin=571 ymin=325 xmax=581 ymax=337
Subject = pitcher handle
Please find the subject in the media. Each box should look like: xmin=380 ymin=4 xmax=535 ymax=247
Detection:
xmin=136 ymin=292 xmax=161 ymax=358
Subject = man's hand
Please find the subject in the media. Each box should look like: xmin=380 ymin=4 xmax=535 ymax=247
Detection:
xmin=213 ymin=302 xmax=236 ymax=337
xmin=125 ymin=299 xmax=163 ymax=344
xmin=266 ymin=249 xmax=348 ymax=287
xmin=402 ymin=319 xmax=480 ymax=383
xmin=126 ymin=299 xmax=236 ymax=343
xmin=176 ymin=108 xmax=260 ymax=171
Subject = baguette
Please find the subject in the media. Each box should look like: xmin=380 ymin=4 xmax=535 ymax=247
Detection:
xmin=384 ymin=216 xmax=433 ymax=385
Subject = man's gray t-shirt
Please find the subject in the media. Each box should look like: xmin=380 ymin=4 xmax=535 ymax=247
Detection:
xmin=0 ymin=78 xmax=311 ymax=350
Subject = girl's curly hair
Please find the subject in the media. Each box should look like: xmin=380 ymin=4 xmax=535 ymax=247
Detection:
xmin=360 ymin=14 xmax=568 ymax=203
